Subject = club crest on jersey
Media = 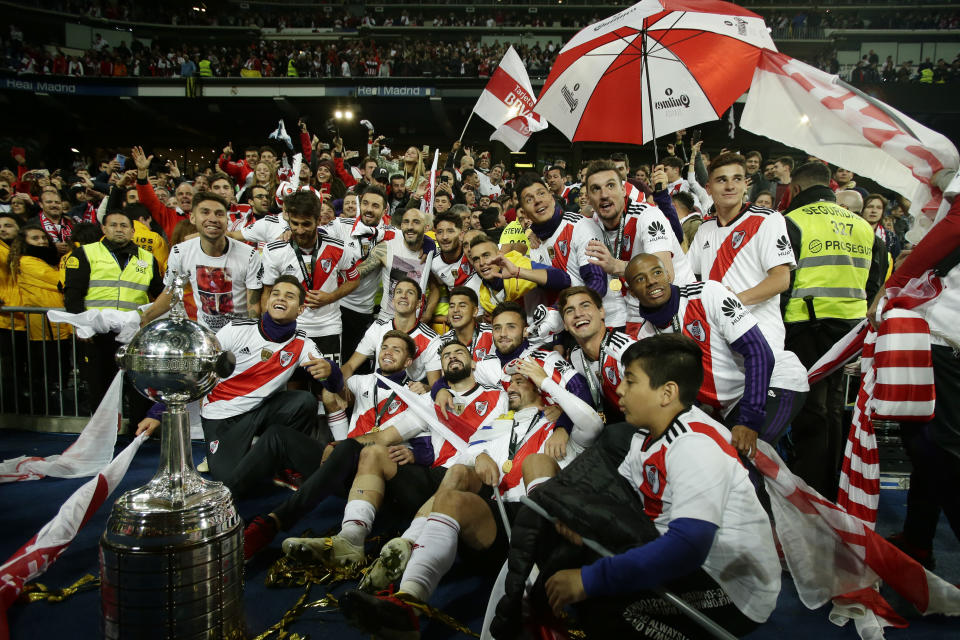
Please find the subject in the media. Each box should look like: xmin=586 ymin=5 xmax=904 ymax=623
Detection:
xmin=475 ymin=347 xmax=487 ymax=359
xmin=474 ymin=400 xmax=489 ymax=416
xmin=320 ymin=258 xmax=332 ymax=273
xmin=210 ymin=440 xmax=219 ymax=454
xmin=731 ymin=230 xmax=746 ymax=249
xmin=261 ymin=349 xmax=274 ymax=362
xmin=557 ymin=240 xmax=569 ymax=256
xmin=279 ymin=350 xmax=294 ymax=367
xmin=604 ymin=366 xmax=617 ymax=386
xmin=622 ymin=236 xmax=632 ymax=253
xmin=387 ymin=398 xmax=402 ymax=414
xmin=644 ymin=464 xmax=661 ymax=494
xmin=685 ymin=320 xmax=706 ymax=342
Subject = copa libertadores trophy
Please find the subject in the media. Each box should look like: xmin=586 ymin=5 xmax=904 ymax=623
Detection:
xmin=100 ymin=273 xmax=242 ymax=639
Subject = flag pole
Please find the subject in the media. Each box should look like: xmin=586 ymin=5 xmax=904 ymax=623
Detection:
xmin=642 ymin=30 xmax=659 ymax=167
xmin=458 ymin=111 xmax=475 ymax=144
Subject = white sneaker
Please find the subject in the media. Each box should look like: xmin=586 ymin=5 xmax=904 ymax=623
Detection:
xmin=358 ymin=537 xmax=414 ymax=593
xmin=282 ymin=534 xmax=364 ymax=568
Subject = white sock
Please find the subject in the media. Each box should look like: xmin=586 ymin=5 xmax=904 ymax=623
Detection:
xmin=328 ymin=410 xmax=348 ymax=440
xmin=400 ymin=516 xmax=428 ymax=543
xmin=525 ymin=476 xmax=550 ymax=494
xmin=339 ymin=499 xmax=376 ymax=547
xmin=398 ymin=512 xmax=460 ymax=602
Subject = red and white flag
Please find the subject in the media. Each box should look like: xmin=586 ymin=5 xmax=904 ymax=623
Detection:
xmin=419 ymin=149 xmax=440 ymax=215
xmin=741 ymin=49 xmax=959 ymax=222
xmin=471 ymin=46 xmax=547 ymax=150
xmin=491 ymin=112 xmax=548 ymax=152
xmin=0 ymin=433 xmax=147 ymax=639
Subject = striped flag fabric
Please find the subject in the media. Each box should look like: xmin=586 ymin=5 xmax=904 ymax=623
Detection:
xmin=472 ymin=46 xmax=539 ymax=130
xmin=490 ymin=112 xmax=548 ymax=152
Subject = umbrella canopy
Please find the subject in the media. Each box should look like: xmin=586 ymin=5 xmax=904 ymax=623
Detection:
xmin=533 ymin=0 xmax=776 ymax=147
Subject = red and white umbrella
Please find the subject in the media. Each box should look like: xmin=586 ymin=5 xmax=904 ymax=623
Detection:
xmin=533 ymin=0 xmax=776 ymax=149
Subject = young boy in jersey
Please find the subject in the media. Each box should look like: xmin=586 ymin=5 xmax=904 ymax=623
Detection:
xmin=543 ymin=334 xmax=781 ymax=638
xmin=336 ymin=356 xmax=603 ymax=637
xmin=279 ymin=339 xmax=508 ymax=569
xmin=438 ymin=286 xmax=494 ymax=361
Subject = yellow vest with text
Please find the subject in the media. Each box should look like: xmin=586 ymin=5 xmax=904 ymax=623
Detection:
xmin=81 ymin=242 xmax=154 ymax=311
xmin=785 ymin=200 xmax=874 ymax=322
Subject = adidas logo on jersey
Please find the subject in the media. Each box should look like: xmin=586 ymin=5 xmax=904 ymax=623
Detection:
xmin=647 ymin=220 xmax=666 ymax=239
xmin=702 ymin=240 xmax=710 ymax=250
xmin=237 ymin=346 xmax=251 ymax=355
xmin=721 ymin=297 xmax=744 ymax=319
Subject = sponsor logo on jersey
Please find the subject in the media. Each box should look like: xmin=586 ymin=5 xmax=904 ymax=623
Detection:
xmin=731 ymin=230 xmax=746 ymax=249
xmin=604 ymin=365 xmax=617 ymax=386
xmin=261 ymin=349 xmax=274 ymax=362
xmin=776 ymin=235 xmax=790 ymax=252
xmin=647 ymin=220 xmax=666 ymax=239
xmin=721 ymin=297 xmax=744 ymax=319
xmin=474 ymin=400 xmax=489 ymax=416
xmin=209 ymin=440 xmax=219 ymax=454
xmin=320 ymin=258 xmax=332 ymax=273
xmin=279 ymin=350 xmax=294 ymax=367
xmin=644 ymin=463 xmax=661 ymax=494
xmin=686 ymin=320 xmax=706 ymax=342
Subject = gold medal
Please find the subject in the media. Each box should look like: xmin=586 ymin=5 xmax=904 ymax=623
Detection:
xmin=609 ymin=278 xmax=622 ymax=292
xmin=502 ymin=460 xmax=513 ymax=474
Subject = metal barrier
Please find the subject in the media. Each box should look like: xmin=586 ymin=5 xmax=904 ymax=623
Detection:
xmin=0 ymin=306 xmax=82 ymax=419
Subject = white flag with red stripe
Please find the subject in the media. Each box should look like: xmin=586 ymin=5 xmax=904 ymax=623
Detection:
xmin=741 ymin=49 xmax=959 ymax=222
xmin=490 ymin=112 xmax=549 ymax=152
xmin=472 ymin=46 xmax=547 ymax=151
xmin=420 ymin=149 xmax=439 ymax=215
xmin=0 ymin=433 xmax=147 ymax=638
xmin=753 ymin=441 xmax=960 ymax=629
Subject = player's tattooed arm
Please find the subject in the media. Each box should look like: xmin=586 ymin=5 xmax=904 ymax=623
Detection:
xmin=356 ymin=243 xmax=388 ymax=278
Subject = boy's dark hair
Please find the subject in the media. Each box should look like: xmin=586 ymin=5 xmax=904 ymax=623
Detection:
xmin=661 ymin=156 xmax=684 ymax=170
xmin=272 ymin=274 xmax=307 ymax=304
xmin=448 ymin=285 xmax=479 ymax=307
xmin=557 ymin=285 xmax=603 ymax=312
xmin=124 ymin=202 xmax=151 ymax=222
xmin=491 ymin=300 xmax=526 ymax=325
xmin=285 ymin=190 xmax=321 ymax=219
xmin=478 ymin=208 xmax=501 ymax=230
xmin=434 ymin=210 xmax=462 ymax=230
xmin=382 ymin=329 xmax=417 ymax=360
xmin=708 ymin=152 xmax=747 ymax=178
xmin=621 ymin=334 xmax=704 ymax=407
xmin=394 ymin=276 xmax=422 ymax=300
xmin=515 ymin=172 xmax=547 ymax=199
xmin=191 ymin=190 xmax=229 ymax=211
xmin=671 ymin=191 xmax=696 ymax=213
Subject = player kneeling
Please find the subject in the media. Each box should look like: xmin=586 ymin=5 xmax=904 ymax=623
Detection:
xmin=337 ymin=358 xmax=603 ymax=637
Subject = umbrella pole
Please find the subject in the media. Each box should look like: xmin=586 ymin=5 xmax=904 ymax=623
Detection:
xmin=642 ymin=30 xmax=659 ymax=166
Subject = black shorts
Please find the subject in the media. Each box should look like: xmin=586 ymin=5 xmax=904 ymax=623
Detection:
xmin=458 ymin=486 xmax=520 ymax=571
xmin=384 ymin=463 xmax=448 ymax=521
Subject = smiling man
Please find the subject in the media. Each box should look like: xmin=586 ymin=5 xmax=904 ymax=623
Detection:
xmin=438 ymin=286 xmax=494 ymax=361
xmin=688 ymin=152 xmax=796 ymax=351
xmin=140 ymin=191 xmax=263 ymax=331
xmin=624 ymin=253 xmax=807 ymax=458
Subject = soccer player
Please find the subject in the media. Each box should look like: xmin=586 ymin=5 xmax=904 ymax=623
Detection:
xmin=438 ymin=286 xmax=494 ymax=361
xmin=625 ymin=254 xmax=808 ymax=457
xmin=260 ymin=191 xmax=360 ymax=363
xmin=280 ymin=339 xmax=508 ymax=569
xmin=560 ymin=286 xmax=636 ymax=424
xmin=336 ymin=357 xmax=603 ymax=636
xmin=541 ymin=334 xmax=781 ymax=638
xmin=430 ymin=210 xmax=479 ymax=294
xmin=140 ymin=191 xmax=262 ymax=331
xmin=580 ymin=158 xmax=694 ymax=331
xmin=688 ymin=152 xmax=796 ymax=349
xmin=339 ymin=278 xmax=442 ymax=396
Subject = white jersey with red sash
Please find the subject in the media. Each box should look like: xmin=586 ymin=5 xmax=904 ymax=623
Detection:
xmin=227 ymin=203 xmax=254 ymax=232
xmin=430 ymin=383 xmax=507 ymax=468
xmin=430 ymin=251 xmax=480 ymax=293
xmin=633 ymin=282 xmax=806 ymax=414
xmin=345 ymin=373 xmax=423 ymax=439
xmin=357 ymin=318 xmax=441 ymax=381
xmin=688 ymin=204 xmax=795 ymax=349
xmin=541 ymin=211 xmax=602 ymax=286
xmin=240 ymin=213 xmax=290 ymax=248
xmin=439 ymin=323 xmax=495 ymax=361
xmin=202 ymin=320 xmax=318 ymax=419
xmin=261 ymin=234 xmax=359 ymax=337
xmin=325 ymin=216 xmax=398 ymax=314
xmin=618 ymin=405 xmax=780 ymax=623
xmin=474 ymin=347 xmax=578 ymax=406
xmin=568 ymin=329 xmax=635 ymax=421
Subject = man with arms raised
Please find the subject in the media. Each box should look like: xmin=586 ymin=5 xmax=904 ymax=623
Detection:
xmin=336 ymin=356 xmax=603 ymax=637
xmin=261 ymin=191 xmax=360 ymax=364
xmin=140 ymin=191 xmax=262 ymax=331
xmin=132 ymin=145 xmax=194 ymax=239
xmin=281 ymin=338 xmax=508 ymax=573
xmin=624 ymin=253 xmax=807 ymax=458
xmin=688 ymin=152 xmax=796 ymax=350
xmin=581 ymin=158 xmax=693 ymax=331
xmin=560 ymin=286 xmax=636 ymax=424
xmin=542 ymin=335 xmax=780 ymax=638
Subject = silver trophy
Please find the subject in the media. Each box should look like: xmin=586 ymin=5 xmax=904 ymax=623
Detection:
xmin=101 ymin=274 xmax=243 ymax=639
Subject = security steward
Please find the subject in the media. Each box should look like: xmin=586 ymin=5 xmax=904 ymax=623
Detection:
xmin=62 ymin=209 xmax=164 ymax=417
xmin=782 ymin=161 xmax=888 ymax=499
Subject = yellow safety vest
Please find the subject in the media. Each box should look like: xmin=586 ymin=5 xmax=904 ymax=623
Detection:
xmin=287 ymin=60 xmax=298 ymax=77
xmin=785 ymin=200 xmax=874 ymax=322
xmin=198 ymin=59 xmax=213 ymax=77
xmin=81 ymin=242 xmax=154 ymax=311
